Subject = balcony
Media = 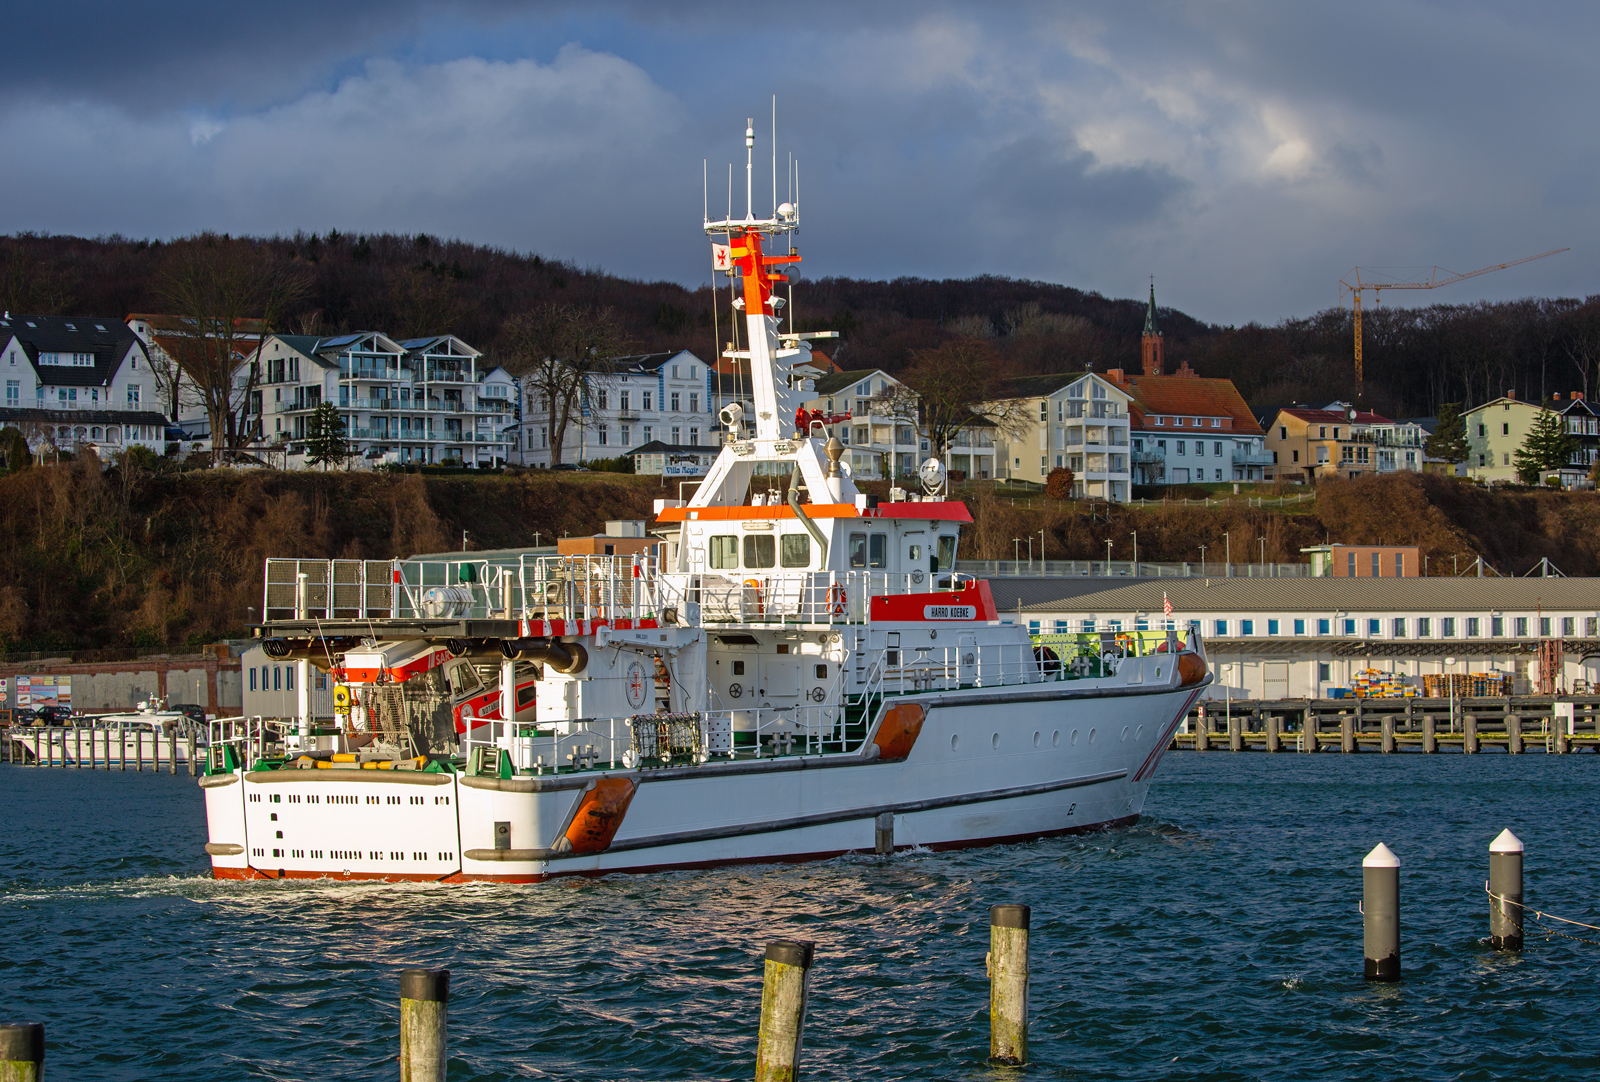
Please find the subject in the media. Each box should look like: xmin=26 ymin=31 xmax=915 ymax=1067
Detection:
xmin=1232 ymin=449 xmax=1275 ymax=466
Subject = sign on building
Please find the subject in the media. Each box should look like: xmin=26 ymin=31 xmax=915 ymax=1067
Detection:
xmin=15 ymin=675 xmax=71 ymax=708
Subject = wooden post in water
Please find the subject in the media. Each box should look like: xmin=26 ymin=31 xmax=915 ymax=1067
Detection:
xmin=0 ymin=1022 xmax=44 ymax=1082
xmin=168 ymin=730 xmax=177 ymax=774
xmin=74 ymin=726 xmax=82 ymax=768
xmin=755 ymin=940 xmax=814 ymax=1082
xmin=1507 ymin=713 xmax=1522 ymax=755
xmin=399 ymin=968 xmax=449 ymax=1082
xmin=1229 ymin=714 xmax=1242 ymax=752
xmin=1265 ymin=715 xmax=1281 ymax=753
xmin=1341 ymin=714 xmax=1356 ymax=754
xmin=988 ymin=905 xmax=1029 ymax=1067
xmin=1381 ymin=715 xmax=1395 ymax=753
xmin=1423 ymin=714 xmax=1436 ymax=754
xmin=1303 ymin=712 xmax=1319 ymax=753
xmin=188 ymin=735 xmax=198 ymax=776
xmin=119 ymin=721 xmax=126 ymax=771
xmin=1464 ymin=714 xmax=1479 ymax=754
xmin=135 ymin=727 xmax=143 ymax=771
xmin=874 ymin=812 xmax=894 ymax=856
xmin=1488 ymin=829 xmax=1524 ymax=951
xmin=1363 ymin=843 xmax=1401 ymax=982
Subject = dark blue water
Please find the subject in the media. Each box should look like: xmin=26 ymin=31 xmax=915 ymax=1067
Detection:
xmin=3 ymin=754 xmax=1599 ymax=1080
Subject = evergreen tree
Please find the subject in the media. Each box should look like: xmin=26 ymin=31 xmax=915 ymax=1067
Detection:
xmin=305 ymin=402 xmax=348 ymax=470
xmin=1424 ymin=402 xmax=1470 ymax=466
xmin=1511 ymin=406 xmax=1574 ymax=484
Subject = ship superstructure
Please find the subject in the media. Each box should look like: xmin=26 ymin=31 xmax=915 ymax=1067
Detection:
xmin=199 ymin=119 xmax=1209 ymax=882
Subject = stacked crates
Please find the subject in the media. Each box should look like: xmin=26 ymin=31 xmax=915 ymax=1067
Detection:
xmin=1422 ymin=672 xmax=1511 ymax=698
xmin=1351 ymin=668 xmax=1415 ymax=699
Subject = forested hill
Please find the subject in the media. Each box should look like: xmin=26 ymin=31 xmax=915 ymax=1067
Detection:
xmin=3 ymin=230 xmax=1598 ymax=418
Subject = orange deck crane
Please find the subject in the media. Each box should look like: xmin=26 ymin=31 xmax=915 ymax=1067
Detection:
xmin=1340 ymin=248 xmax=1568 ymax=394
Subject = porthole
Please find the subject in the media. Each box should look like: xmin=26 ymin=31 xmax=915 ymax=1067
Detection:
xmin=1121 ymin=726 xmax=1129 ymax=742
xmin=1051 ymin=730 xmax=1061 ymax=747
xmin=1089 ymin=728 xmax=1097 ymax=744
xmin=991 ymin=733 xmax=1000 ymax=750
xmin=1071 ymin=729 xmax=1079 ymax=746
xmin=951 ymin=733 xmax=960 ymax=751
xmin=1032 ymin=731 xmax=1041 ymax=748
xmin=1136 ymin=725 xmax=1144 ymax=739
xmin=1155 ymin=667 xmax=1163 ymax=679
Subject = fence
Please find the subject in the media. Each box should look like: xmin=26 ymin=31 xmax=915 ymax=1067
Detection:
xmin=956 ymin=559 xmax=1313 ymax=579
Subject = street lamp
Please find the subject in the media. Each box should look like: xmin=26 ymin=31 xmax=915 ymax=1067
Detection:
xmin=1105 ymin=538 xmax=1113 ymax=575
xmin=1026 ymin=536 xmax=1034 ymax=570
xmin=1224 ymin=532 xmax=1231 ymax=577
xmin=1445 ymin=655 xmax=1458 ymax=732
xmin=1199 ymin=543 xmax=1208 ymax=571
xmin=1013 ymin=537 xmax=1022 ymax=575
xmin=1040 ymin=529 xmax=1046 ymax=571
xmin=1131 ymin=530 xmax=1138 ymax=570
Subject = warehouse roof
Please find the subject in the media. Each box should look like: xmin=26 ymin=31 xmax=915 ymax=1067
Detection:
xmin=1006 ymin=577 xmax=1600 ymax=613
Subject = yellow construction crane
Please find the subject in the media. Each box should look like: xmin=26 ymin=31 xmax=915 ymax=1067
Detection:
xmin=1339 ymin=248 xmax=1568 ymax=393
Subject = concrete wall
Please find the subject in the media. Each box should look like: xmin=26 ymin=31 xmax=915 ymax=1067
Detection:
xmin=240 ymin=646 xmax=335 ymax=719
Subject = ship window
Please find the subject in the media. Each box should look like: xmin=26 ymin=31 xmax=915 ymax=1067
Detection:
xmin=517 ymin=685 xmax=536 ymax=707
xmin=780 ymin=533 xmax=810 ymax=568
xmin=849 ymin=533 xmax=867 ymax=568
xmin=743 ymin=534 xmax=775 ymax=568
xmin=908 ymin=544 xmax=922 ymax=561
xmin=710 ymin=534 xmax=738 ymax=570
xmin=733 ymin=661 xmax=745 ymax=675
xmin=815 ymin=664 xmax=827 ymax=678
xmin=936 ymin=536 xmax=957 ymax=571
xmin=869 ymin=533 xmax=888 ymax=568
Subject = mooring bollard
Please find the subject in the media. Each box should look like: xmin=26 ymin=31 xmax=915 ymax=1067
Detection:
xmin=1363 ymin=843 xmax=1401 ymax=982
xmin=1381 ymin=716 xmax=1395 ymax=754
xmin=187 ymin=735 xmax=197 ymax=776
xmin=755 ymin=940 xmax=814 ymax=1082
xmin=1489 ymin=829 xmax=1525 ymax=951
xmin=0 ymin=1022 xmax=44 ymax=1082
xmin=1464 ymin=714 xmax=1479 ymax=754
xmin=1266 ymin=714 xmax=1281 ymax=753
xmin=988 ymin=904 xmax=1030 ymax=1066
xmin=399 ymin=968 xmax=449 ymax=1082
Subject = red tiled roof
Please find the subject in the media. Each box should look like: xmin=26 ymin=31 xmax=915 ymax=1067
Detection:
xmin=1107 ymin=373 xmax=1265 ymax=435
xmin=1276 ymin=407 xmax=1393 ymax=425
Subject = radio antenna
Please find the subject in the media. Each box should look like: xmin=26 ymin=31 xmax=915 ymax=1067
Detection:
xmin=702 ymin=159 xmax=708 ymax=224
xmin=771 ymin=96 xmax=778 ymax=218
xmin=744 ymin=117 xmax=754 ymax=220
xmin=726 ymin=163 xmax=732 ymax=223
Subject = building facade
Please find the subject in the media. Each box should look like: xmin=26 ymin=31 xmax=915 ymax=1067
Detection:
xmin=992 ymin=373 xmax=1134 ymax=500
xmin=1264 ymin=403 xmax=1426 ymax=482
xmin=520 ymin=350 xmax=713 ymax=468
xmin=242 ymin=332 xmax=516 ymax=468
xmin=1005 ymin=578 xmax=1600 ymax=700
xmin=0 ymin=314 xmax=171 ymax=459
xmin=1463 ymin=392 xmax=1546 ymax=484
xmin=1554 ymin=392 xmax=1599 ymax=488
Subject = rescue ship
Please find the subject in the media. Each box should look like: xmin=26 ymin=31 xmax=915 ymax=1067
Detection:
xmin=200 ymin=119 xmax=1210 ymax=882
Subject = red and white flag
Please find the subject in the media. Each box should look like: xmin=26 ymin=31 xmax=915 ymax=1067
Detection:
xmin=1163 ymin=591 xmax=1173 ymax=616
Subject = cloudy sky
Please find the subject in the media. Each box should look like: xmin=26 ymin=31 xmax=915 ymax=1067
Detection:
xmin=2 ymin=1 xmax=1593 ymax=323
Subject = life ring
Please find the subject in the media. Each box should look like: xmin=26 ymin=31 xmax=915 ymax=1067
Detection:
xmin=743 ymin=578 xmax=764 ymax=616
xmin=827 ymin=584 xmax=848 ymax=616
xmin=1033 ymin=645 xmax=1062 ymax=677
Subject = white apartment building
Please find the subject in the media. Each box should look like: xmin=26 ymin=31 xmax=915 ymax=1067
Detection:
xmin=519 ymin=350 xmax=715 ymax=468
xmin=992 ymin=373 xmax=1134 ymax=500
xmin=1005 ymin=578 xmax=1600 ymax=700
xmin=0 ymin=314 xmax=171 ymax=458
xmin=243 ymin=332 xmax=516 ymax=468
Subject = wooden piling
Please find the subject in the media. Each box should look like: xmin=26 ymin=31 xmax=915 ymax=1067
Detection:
xmin=1507 ymin=714 xmax=1522 ymax=755
xmin=399 ymin=968 xmax=449 ymax=1082
xmin=988 ymin=905 xmax=1030 ymax=1067
xmin=1229 ymin=715 xmax=1242 ymax=752
xmin=1304 ymin=713 xmax=1319 ymax=753
xmin=1464 ymin=715 xmax=1479 ymax=754
xmin=135 ymin=727 xmax=143 ymax=771
xmin=0 ymin=1022 xmax=44 ymax=1082
xmin=118 ymin=721 xmax=126 ymax=771
xmin=1265 ymin=715 xmax=1281 ymax=753
xmin=1381 ymin=716 xmax=1395 ymax=754
xmin=1423 ymin=715 xmax=1436 ymax=754
xmin=188 ymin=735 xmax=198 ymax=776
xmin=169 ymin=730 xmax=177 ymax=774
xmin=1341 ymin=714 xmax=1356 ymax=754
xmin=755 ymin=941 xmax=814 ymax=1082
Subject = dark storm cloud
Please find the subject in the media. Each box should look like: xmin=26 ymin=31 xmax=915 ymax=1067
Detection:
xmin=0 ymin=1 xmax=1595 ymax=322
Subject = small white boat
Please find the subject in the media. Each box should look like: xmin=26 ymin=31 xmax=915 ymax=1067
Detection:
xmin=12 ymin=698 xmax=208 ymax=766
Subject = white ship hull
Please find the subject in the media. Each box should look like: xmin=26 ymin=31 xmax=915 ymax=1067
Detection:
xmin=204 ymin=679 xmax=1201 ymax=882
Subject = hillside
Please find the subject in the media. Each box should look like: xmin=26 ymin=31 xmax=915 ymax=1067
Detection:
xmin=0 ymin=462 xmax=1592 ymax=656
xmin=4 ymin=231 xmax=1599 ymax=419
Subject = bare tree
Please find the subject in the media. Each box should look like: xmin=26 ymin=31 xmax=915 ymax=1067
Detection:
xmin=891 ymin=338 xmax=1031 ymax=459
xmin=504 ymin=303 xmax=627 ymax=465
xmin=155 ymin=235 xmax=309 ymax=463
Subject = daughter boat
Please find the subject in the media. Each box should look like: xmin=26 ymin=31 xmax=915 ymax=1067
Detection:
xmin=199 ymin=121 xmax=1209 ymax=881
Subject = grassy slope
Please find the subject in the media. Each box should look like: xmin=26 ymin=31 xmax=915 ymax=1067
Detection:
xmin=0 ymin=465 xmax=1591 ymax=653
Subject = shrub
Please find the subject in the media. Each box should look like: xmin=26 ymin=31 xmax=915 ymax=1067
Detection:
xmin=1044 ymin=467 xmax=1075 ymax=500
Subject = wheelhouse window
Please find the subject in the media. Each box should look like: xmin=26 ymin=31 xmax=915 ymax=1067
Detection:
xmin=743 ymin=534 xmax=775 ymax=569
xmin=710 ymin=535 xmax=738 ymax=570
xmin=869 ymin=534 xmax=888 ymax=568
xmin=849 ymin=533 xmax=867 ymax=568
xmin=936 ymin=536 xmax=957 ymax=571
xmin=780 ymin=534 xmax=811 ymax=568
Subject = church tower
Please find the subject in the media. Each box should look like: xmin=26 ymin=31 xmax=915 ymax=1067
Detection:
xmin=1140 ymin=279 xmax=1164 ymax=376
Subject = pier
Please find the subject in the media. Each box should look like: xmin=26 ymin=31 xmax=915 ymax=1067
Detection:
xmin=1176 ymin=695 xmax=1600 ymax=752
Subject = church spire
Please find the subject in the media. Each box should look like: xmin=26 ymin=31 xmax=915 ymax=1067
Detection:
xmin=1140 ymin=276 xmax=1164 ymax=375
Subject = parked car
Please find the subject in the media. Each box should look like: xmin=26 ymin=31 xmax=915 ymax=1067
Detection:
xmin=172 ymin=704 xmax=208 ymax=724
xmin=33 ymin=704 xmax=74 ymax=724
xmin=549 ymin=463 xmax=589 ymax=472
xmin=10 ymin=708 xmax=37 ymax=726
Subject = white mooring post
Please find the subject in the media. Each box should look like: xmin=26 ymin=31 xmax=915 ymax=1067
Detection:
xmin=1363 ymin=843 xmax=1401 ymax=982
xmin=754 ymin=940 xmax=814 ymax=1082
xmin=1489 ymin=829 xmax=1525 ymax=951
xmin=988 ymin=903 xmax=1030 ymax=1066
